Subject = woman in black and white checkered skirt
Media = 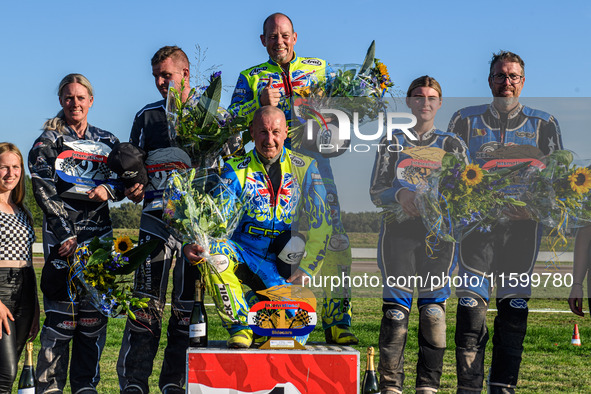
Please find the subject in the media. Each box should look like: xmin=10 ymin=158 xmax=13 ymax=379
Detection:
xmin=0 ymin=142 xmax=39 ymax=393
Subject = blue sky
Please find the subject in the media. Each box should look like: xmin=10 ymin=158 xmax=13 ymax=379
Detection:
xmin=2 ymin=0 xmax=590 ymax=211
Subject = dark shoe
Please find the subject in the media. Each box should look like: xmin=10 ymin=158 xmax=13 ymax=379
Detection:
xmin=121 ymin=386 xmax=144 ymax=394
xmin=161 ymin=384 xmax=185 ymax=394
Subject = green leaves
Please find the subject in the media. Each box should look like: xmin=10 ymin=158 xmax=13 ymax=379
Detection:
xmin=73 ymin=236 xmax=160 ymax=319
xmin=112 ymin=239 xmax=159 ymax=275
xmin=87 ymin=248 xmax=110 ymax=267
xmin=552 ymin=150 xmax=574 ymax=167
xmin=164 ymin=169 xmax=246 ymax=245
xmin=198 ymin=76 xmax=222 ymax=129
xmin=166 ymin=75 xmax=248 ymax=166
xmin=359 ymin=40 xmax=375 ymax=76
xmin=441 ymin=152 xmax=460 ymax=169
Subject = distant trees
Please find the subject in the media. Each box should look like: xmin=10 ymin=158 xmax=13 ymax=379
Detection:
xmin=341 ymin=211 xmax=381 ymax=233
xmin=24 ymin=174 xmax=141 ymax=229
xmin=110 ymin=202 xmax=142 ymax=229
xmin=24 ymin=175 xmax=43 ymax=227
xmin=24 ymin=174 xmax=379 ymax=233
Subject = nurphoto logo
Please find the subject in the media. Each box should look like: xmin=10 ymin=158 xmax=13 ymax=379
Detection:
xmin=304 ymin=109 xmax=419 ymax=153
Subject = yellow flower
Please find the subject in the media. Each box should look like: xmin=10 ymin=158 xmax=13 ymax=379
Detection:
xmin=569 ymin=167 xmax=591 ymax=195
xmin=461 ymin=164 xmax=484 ymax=186
xmin=114 ymin=236 xmax=133 ymax=254
xmin=376 ymin=62 xmax=391 ymax=89
xmin=294 ymin=86 xmax=311 ymax=97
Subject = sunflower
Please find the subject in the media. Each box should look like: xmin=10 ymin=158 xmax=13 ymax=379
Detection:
xmin=375 ymin=61 xmax=392 ymax=89
xmin=461 ymin=164 xmax=484 ymax=186
xmin=114 ymin=235 xmax=133 ymax=254
xmin=569 ymin=167 xmax=591 ymax=195
xmin=294 ymin=86 xmax=311 ymax=97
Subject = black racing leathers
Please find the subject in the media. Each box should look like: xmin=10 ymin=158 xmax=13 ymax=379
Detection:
xmin=28 ymin=124 xmax=120 ymax=393
xmin=117 ymin=100 xmax=199 ymax=394
xmin=29 ymin=125 xmax=120 ymax=299
xmin=0 ymin=266 xmax=36 ymax=393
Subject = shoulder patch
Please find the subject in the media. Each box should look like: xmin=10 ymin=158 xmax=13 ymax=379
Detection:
xmin=521 ymin=106 xmax=552 ymax=122
xmin=237 ymin=155 xmax=251 ymax=169
xmin=248 ymin=66 xmax=268 ymax=77
xmin=300 ymin=58 xmax=322 ymax=66
xmin=289 ymin=155 xmax=306 ymax=167
xmin=459 ymin=104 xmax=489 ymax=119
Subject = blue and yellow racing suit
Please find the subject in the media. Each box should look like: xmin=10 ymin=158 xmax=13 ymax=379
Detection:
xmin=208 ymin=147 xmax=331 ymax=334
xmin=229 ymin=54 xmax=353 ymax=329
xmin=228 ymin=53 xmax=329 ymax=128
xmin=448 ymin=102 xmax=563 ymax=391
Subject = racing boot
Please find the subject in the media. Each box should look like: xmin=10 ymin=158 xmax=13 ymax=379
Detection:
xmin=161 ymin=384 xmax=185 ymax=394
xmin=227 ymin=329 xmax=253 ymax=349
xmin=324 ymin=324 xmax=359 ymax=345
xmin=253 ymin=333 xmax=268 ymax=347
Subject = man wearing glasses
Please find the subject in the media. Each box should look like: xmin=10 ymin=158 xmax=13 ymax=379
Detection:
xmin=447 ymin=51 xmax=562 ymax=393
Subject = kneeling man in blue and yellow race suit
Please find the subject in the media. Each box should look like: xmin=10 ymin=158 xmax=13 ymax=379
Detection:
xmin=228 ymin=12 xmax=357 ymax=345
xmin=185 ymin=106 xmax=331 ymax=348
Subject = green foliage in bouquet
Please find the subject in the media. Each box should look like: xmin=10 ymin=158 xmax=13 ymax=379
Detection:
xmin=70 ymin=236 xmax=158 ymax=319
xmin=164 ymin=168 xmax=245 ymax=244
xmin=536 ymin=150 xmax=591 ymax=212
xmin=167 ymin=75 xmax=249 ymax=166
xmin=418 ymin=153 xmax=527 ymax=243
xmin=290 ymin=41 xmax=396 ymax=149
xmin=296 ymin=41 xmax=394 ymax=99
xmin=526 ymin=150 xmax=591 ymax=253
xmin=163 ymin=168 xmax=251 ymax=325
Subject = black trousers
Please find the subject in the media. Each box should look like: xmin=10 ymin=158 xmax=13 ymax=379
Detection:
xmin=0 ymin=266 xmax=36 ymax=393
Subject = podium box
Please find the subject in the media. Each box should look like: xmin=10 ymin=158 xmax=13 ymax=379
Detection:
xmin=187 ymin=341 xmax=359 ymax=393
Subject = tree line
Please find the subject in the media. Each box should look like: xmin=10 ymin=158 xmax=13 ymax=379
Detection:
xmin=24 ymin=176 xmax=142 ymax=229
xmin=24 ymin=174 xmax=381 ymax=232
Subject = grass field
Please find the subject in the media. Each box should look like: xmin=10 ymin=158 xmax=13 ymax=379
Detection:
xmin=13 ymin=262 xmax=591 ymax=393
xmin=32 ymin=230 xmax=575 ymax=252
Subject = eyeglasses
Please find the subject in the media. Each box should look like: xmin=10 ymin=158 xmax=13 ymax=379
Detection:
xmin=491 ymin=73 xmax=523 ymax=84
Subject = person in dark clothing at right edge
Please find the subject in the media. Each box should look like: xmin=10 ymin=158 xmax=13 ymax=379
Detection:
xmin=116 ymin=46 xmax=200 ymax=394
xmin=447 ymin=51 xmax=563 ymax=393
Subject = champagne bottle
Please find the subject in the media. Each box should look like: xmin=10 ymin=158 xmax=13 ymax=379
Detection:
xmin=18 ymin=341 xmax=37 ymax=393
xmin=361 ymin=346 xmax=379 ymax=394
xmin=189 ymin=280 xmax=208 ymax=347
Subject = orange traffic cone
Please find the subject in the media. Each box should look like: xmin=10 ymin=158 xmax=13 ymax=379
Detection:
xmin=572 ymin=323 xmax=581 ymax=346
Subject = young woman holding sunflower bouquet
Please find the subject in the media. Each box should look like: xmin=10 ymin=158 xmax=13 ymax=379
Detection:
xmin=369 ymin=76 xmax=469 ymax=393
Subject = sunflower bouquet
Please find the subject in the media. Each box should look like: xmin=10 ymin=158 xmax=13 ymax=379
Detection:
xmin=290 ymin=41 xmax=396 ymax=151
xmin=163 ymin=168 xmax=248 ymax=245
xmin=68 ymin=236 xmax=158 ymax=318
xmin=415 ymin=153 xmax=527 ymax=244
xmin=163 ymin=169 xmax=251 ymax=322
xmin=522 ymin=150 xmax=591 ymax=244
xmin=166 ymin=74 xmax=249 ymax=168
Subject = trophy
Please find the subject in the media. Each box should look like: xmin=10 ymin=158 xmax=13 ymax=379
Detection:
xmin=247 ymin=284 xmax=317 ymax=350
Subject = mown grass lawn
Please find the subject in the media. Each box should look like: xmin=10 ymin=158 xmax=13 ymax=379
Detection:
xmin=17 ymin=263 xmax=591 ymax=393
